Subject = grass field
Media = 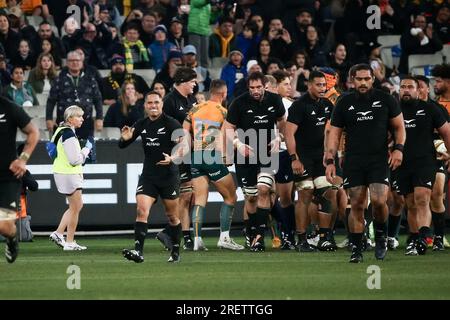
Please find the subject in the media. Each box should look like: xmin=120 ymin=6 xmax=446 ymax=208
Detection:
xmin=1 ymin=235 xmax=449 ymax=300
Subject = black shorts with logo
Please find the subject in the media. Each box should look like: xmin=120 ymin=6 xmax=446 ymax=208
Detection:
xmin=274 ymin=150 xmax=294 ymax=184
xmin=436 ymin=159 xmax=447 ymax=174
xmin=342 ymin=156 xmax=390 ymax=189
xmin=392 ymin=159 xmax=436 ymax=195
xmin=179 ymin=163 xmax=192 ymax=184
xmin=136 ymin=175 xmax=180 ymax=201
xmin=0 ymin=180 xmax=20 ymax=211
xmin=236 ymin=163 xmax=277 ymax=189
xmin=293 ymin=153 xmax=325 ymax=182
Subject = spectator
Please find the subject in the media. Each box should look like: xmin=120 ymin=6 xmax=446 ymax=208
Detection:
xmin=235 ymin=20 xmax=260 ymax=63
xmin=168 ymin=16 xmax=187 ymax=51
xmin=288 ymin=7 xmax=313 ymax=50
xmin=104 ymin=80 xmax=144 ymax=129
xmin=10 ymin=39 xmax=36 ymax=71
xmin=266 ymin=58 xmax=283 ymax=75
xmin=255 ymin=38 xmax=272 ymax=73
xmin=41 ymin=39 xmax=62 ymax=69
xmin=61 ymin=16 xmax=83 ymax=53
xmin=250 ymin=14 xmax=265 ymax=39
xmin=93 ymin=0 xmax=122 ymax=28
xmin=70 ymin=47 xmax=103 ymax=95
xmin=0 ymin=54 xmax=11 ymax=86
xmin=46 ymin=50 xmax=103 ymax=139
xmin=101 ymin=54 xmax=150 ymax=106
xmin=148 ymin=24 xmax=176 ymax=72
xmin=27 ymin=52 xmax=58 ymax=94
xmin=3 ymin=65 xmax=38 ymax=106
xmin=182 ymin=44 xmax=211 ymax=93
xmin=150 ymin=80 xmax=166 ymax=98
xmin=233 ymin=59 xmax=262 ymax=99
xmin=220 ymin=50 xmax=246 ymax=101
xmin=109 ymin=23 xmax=151 ymax=72
xmin=328 ymin=43 xmax=351 ymax=89
xmin=77 ymin=22 xmax=112 ymax=70
xmin=399 ymin=14 xmax=443 ymax=74
xmin=152 ymin=50 xmax=183 ymax=92
xmin=266 ymin=18 xmax=295 ymax=62
xmin=188 ymin=0 xmax=212 ymax=68
xmin=35 ymin=21 xmax=66 ymax=66
xmin=367 ymin=40 xmax=389 ymax=85
xmin=433 ymin=4 xmax=449 ymax=44
xmin=304 ymin=24 xmax=326 ymax=68
xmin=139 ymin=11 xmax=157 ymax=47
xmin=195 ymin=91 xmax=206 ymax=104
xmin=0 ymin=12 xmax=20 ymax=60
xmin=106 ymin=22 xmax=121 ymax=53
xmin=209 ymin=16 xmax=236 ymax=59
xmin=291 ymin=49 xmax=311 ymax=95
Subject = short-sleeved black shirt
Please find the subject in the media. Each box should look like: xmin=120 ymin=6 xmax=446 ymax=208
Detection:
xmin=401 ymin=99 xmax=446 ymax=164
xmin=287 ymin=93 xmax=334 ymax=158
xmin=331 ymin=89 xmax=401 ymax=158
xmin=227 ymin=91 xmax=285 ymax=163
xmin=162 ymin=88 xmax=197 ymax=125
xmin=118 ymin=113 xmax=183 ymax=179
xmin=431 ymin=99 xmax=450 ymax=140
xmin=0 ymin=97 xmax=31 ymax=182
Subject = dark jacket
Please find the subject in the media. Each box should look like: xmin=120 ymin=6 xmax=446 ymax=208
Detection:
xmin=46 ymin=69 xmax=103 ymax=138
xmin=104 ymin=100 xmax=145 ymax=129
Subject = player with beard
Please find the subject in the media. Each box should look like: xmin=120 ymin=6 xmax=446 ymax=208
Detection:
xmin=223 ymin=71 xmax=286 ymax=252
xmin=392 ymin=76 xmax=450 ymax=256
xmin=325 ymin=64 xmax=405 ymax=263
xmin=432 ymin=64 xmax=450 ymax=114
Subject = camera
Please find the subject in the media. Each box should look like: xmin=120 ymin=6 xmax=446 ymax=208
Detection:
xmin=277 ymin=29 xmax=284 ymax=36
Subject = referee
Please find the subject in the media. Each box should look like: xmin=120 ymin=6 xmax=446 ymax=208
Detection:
xmin=0 ymin=96 xmax=39 ymax=263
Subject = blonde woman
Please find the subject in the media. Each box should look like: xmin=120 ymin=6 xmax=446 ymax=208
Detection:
xmin=49 ymin=106 xmax=93 ymax=251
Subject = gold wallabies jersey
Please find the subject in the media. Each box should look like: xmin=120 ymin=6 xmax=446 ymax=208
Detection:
xmin=185 ymin=101 xmax=227 ymax=151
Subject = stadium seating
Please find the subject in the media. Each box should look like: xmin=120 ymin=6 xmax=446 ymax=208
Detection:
xmin=23 ymin=105 xmax=45 ymax=118
xmin=443 ymin=44 xmax=450 ymax=63
xmin=409 ymin=51 xmax=445 ymax=75
xmin=133 ymin=69 xmax=156 ymax=85
xmin=377 ymin=35 xmax=401 ymax=47
xmin=98 ymin=69 xmax=110 ymax=78
xmin=211 ymin=57 xmax=228 ymax=69
xmin=95 ymin=127 xmax=121 ymax=140
xmin=36 ymin=93 xmax=49 ymax=106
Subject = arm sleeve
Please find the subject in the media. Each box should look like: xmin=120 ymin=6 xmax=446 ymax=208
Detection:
xmin=61 ymin=132 xmax=90 ymax=166
xmin=287 ymin=101 xmax=302 ymax=125
xmin=330 ymin=99 xmax=345 ymax=128
xmin=11 ymin=102 xmax=32 ymax=129
xmin=431 ymin=103 xmax=447 ymax=129
xmin=274 ymin=95 xmax=286 ymax=119
xmin=387 ymin=94 xmax=401 ymax=118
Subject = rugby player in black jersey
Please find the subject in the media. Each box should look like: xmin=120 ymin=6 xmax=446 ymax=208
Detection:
xmin=120 ymin=91 xmax=187 ymax=263
xmin=158 ymin=67 xmax=197 ymax=251
xmin=285 ymin=71 xmax=337 ymax=252
xmin=325 ymin=64 xmax=406 ymax=263
xmin=223 ymin=71 xmax=286 ymax=252
xmin=393 ymin=76 xmax=450 ymax=256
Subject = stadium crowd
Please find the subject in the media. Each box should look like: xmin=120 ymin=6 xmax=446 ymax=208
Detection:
xmin=0 ymin=0 xmax=450 ymax=263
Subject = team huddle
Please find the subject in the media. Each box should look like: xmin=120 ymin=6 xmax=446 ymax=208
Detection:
xmin=115 ymin=63 xmax=450 ymax=264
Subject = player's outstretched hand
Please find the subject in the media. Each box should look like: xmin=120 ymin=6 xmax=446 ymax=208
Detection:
xmin=121 ymin=126 xmax=135 ymax=141
xmin=157 ymin=153 xmax=172 ymax=166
